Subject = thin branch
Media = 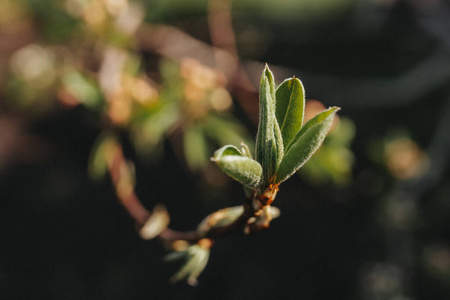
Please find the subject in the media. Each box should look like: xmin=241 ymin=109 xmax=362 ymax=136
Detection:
xmin=207 ymin=0 xmax=260 ymax=124
xmin=106 ymin=143 xmax=268 ymax=245
xmin=108 ymin=144 xmax=151 ymax=225
xmin=207 ymin=0 xmax=238 ymax=77
xmin=136 ymin=23 xmax=260 ymax=125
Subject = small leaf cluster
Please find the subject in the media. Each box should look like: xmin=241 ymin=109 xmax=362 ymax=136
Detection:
xmin=213 ymin=64 xmax=339 ymax=195
xmin=4 ymin=0 xmax=252 ymax=181
xmin=164 ymin=239 xmax=211 ymax=286
xmin=128 ymin=58 xmax=252 ymax=173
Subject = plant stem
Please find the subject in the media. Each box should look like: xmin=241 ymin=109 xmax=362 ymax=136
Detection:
xmin=107 ymin=144 xmax=270 ymax=245
xmin=108 ymin=144 xmax=151 ymax=225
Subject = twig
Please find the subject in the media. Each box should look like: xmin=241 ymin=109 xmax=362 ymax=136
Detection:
xmin=106 ymin=143 xmax=269 ymax=244
xmin=136 ymin=23 xmax=260 ymax=125
xmin=108 ymin=144 xmax=151 ymax=225
xmin=207 ymin=0 xmax=260 ymax=124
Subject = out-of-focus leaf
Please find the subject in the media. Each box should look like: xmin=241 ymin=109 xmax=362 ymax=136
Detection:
xmin=62 ymin=69 xmax=102 ymax=110
xmin=124 ymin=53 xmax=143 ymax=76
xmin=300 ymin=117 xmax=355 ymax=186
xmin=197 ymin=206 xmax=244 ymax=235
xmin=302 ymin=144 xmax=354 ymax=186
xmin=328 ymin=117 xmax=356 ymax=146
xmin=275 ymin=107 xmax=339 ymax=183
xmin=87 ymin=132 xmax=118 ymax=180
xmin=139 ymin=205 xmax=170 ymax=240
xmin=275 ymin=77 xmax=305 ymax=148
xmin=203 ymin=115 xmax=253 ymax=150
xmin=164 ymin=250 xmax=188 ymax=263
xmin=166 ymin=244 xmax=210 ymax=286
xmin=212 ymin=145 xmax=262 ymax=188
xmin=159 ymin=58 xmax=183 ymax=105
xmin=184 ymin=125 xmax=209 ymax=170
xmin=131 ymin=103 xmax=179 ymax=159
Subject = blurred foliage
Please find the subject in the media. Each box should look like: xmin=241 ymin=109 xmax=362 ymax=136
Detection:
xmin=2 ymin=0 xmax=254 ymax=180
xmin=300 ymin=100 xmax=355 ymax=186
xmin=164 ymin=239 xmax=211 ymax=286
xmin=145 ymin=0 xmax=356 ymax=23
xmin=2 ymin=0 xmax=450 ymax=298
xmin=1 ymin=0 xmax=351 ymax=183
xmin=368 ymin=129 xmax=429 ymax=181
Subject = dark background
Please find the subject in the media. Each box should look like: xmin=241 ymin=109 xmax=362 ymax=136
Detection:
xmin=2 ymin=0 xmax=450 ymax=299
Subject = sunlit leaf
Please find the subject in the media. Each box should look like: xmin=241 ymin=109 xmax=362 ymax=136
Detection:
xmin=275 ymin=107 xmax=340 ymax=183
xmin=139 ymin=205 xmax=170 ymax=240
xmin=213 ymin=144 xmax=242 ymax=157
xmin=299 ymin=117 xmax=355 ymax=186
xmin=197 ymin=206 xmax=244 ymax=236
xmin=274 ymin=118 xmax=284 ymax=168
xmin=275 ymin=77 xmax=305 ymax=148
xmin=240 ymin=142 xmax=253 ymax=159
xmin=255 ymin=65 xmax=282 ymax=186
xmin=212 ymin=145 xmax=262 ymax=188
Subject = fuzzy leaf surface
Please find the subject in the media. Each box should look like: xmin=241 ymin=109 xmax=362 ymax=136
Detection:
xmin=255 ymin=65 xmax=279 ymax=186
xmin=275 ymin=107 xmax=340 ymax=183
xmin=213 ymin=145 xmax=262 ymax=188
xmin=275 ymin=77 xmax=305 ymax=148
xmin=273 ymin=116 xmax=284 ymax=168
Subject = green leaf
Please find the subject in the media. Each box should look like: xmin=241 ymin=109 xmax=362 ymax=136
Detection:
xmin=184 ymin=125 xmax=209 ymax=171
xmin=169 ymin=244 xmax=210 ymax=286
xmin=275 ymin=77 xmax=305 ymax=148
xmin=212 ymin=145 xmax=262 ymax=188
xmin=164 ymin=250 xmax=188 ymax=263
xmin=203 ymin=115 xmax=252 ymax=150
xmin=197 ymin=206 xmax=244 ymax=235
xmin=213 ymin=144 xmax=242 ymax=157
xmin=273 ymin=118 xmax=284 ymax=168
xmin=131 ymin=102 xmax=179 ymax=159
xmin=275 ymin=107 xmax=340 ymax=183
xmin=62 ymin=69 xmax=102 ymax=110
xmin=255 ymin=65 xmax=281 ymax=186
xmin=240 ymin=142 xmax=253 ymax=159
xmin=87 ymin=132 xmax=118 ymax=180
